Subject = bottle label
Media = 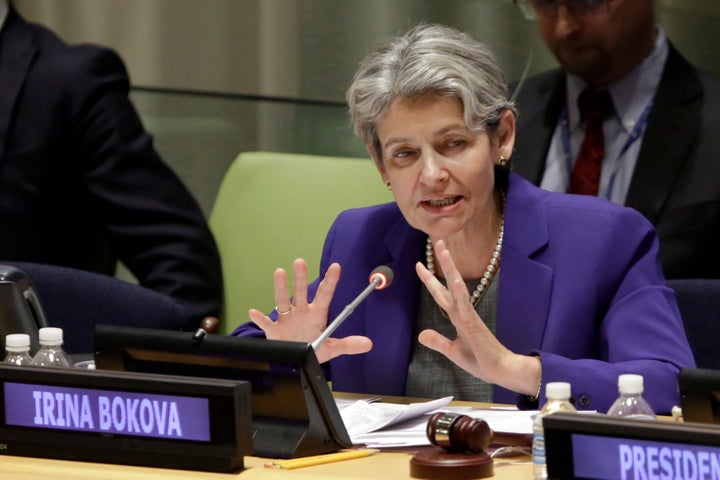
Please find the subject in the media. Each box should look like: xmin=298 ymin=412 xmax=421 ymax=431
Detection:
xmin=532 ymin=432 xmax=546 ymax=465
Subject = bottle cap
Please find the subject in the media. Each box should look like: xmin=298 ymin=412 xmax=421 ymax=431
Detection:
xmin=545 ymin=382 xmax=571 ymax=400
xmin=38 ymin=327 xmax=64 ymax=346
xmin=5 ymin=333 xmax=30 ymax=351
xmin=618 ymin=374 xmax=644 ymax=394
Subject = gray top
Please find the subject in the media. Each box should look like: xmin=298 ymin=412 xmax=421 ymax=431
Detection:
xmin=405 ymin=272 xmax=499 ymax=402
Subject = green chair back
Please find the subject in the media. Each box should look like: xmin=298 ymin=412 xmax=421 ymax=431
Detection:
xmin=209 ymin=151 xmax=393 ymax=334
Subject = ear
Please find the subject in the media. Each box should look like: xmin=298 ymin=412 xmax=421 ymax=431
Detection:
xmin=367 ymin=144 xmax=387 ymax=178
xmin=496 ymin=109 xmax=516 ymax=161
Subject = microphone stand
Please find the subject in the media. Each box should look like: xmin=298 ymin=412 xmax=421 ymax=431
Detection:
xmin=310 ymin=278 xmax=380 ymax=351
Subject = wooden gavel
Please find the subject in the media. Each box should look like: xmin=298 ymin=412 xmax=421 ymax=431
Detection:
xmin=426 ymin=412 xmax=532 ymax=454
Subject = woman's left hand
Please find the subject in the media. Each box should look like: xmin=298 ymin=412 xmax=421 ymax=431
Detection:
xmin=416 ymin=240 xmax=541 ymax=397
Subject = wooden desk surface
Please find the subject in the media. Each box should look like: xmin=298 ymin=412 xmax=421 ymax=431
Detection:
xmin=0 ymin=395 xmax=533 ymax=479
xmin=0 ymin=450 xmax=532 ymax=479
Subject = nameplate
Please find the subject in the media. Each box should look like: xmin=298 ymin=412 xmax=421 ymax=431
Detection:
xmin=544 ymin=413 xmax=720 ymax=480
xmin=0 ymin=364 xmax=252 ymax=472
xmin=6 ymin=382 xmax=210 ymax=440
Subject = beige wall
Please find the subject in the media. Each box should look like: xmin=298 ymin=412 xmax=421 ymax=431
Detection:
xmin=10 ymin=0 xmax=720 ymax=285
xmin=13 ymin=0 xmax=720 ymax=103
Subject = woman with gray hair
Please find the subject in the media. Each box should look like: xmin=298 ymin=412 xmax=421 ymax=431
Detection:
xmin=233 ymin=24 xmax=693 ymax=413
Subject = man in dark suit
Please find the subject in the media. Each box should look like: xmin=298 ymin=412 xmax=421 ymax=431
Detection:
xmin=0 ymin=2 xmax=223 ymax=326
xmin=512 ymin=0 xmax=720 ymax=279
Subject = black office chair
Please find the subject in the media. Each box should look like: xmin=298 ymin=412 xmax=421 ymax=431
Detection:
xmin=667 ymin=278 xmax=720 ymax=371
xmin=0 ymin=262 xmax=194 ymax=354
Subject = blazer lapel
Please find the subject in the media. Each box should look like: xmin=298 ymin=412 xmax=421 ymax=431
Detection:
xmin=625 ymin=44 xmax=703 ymax=222
xmin=0 ymin=8 xmax=37 ymax=159
xmin=360 ymin=214 xmax=425 ymax=394
xmin=497 ymin=174 xmax=553 ymax=356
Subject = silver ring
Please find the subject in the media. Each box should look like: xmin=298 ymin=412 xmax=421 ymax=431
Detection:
xmin=275 ymin=305 xmax=291 ymax=316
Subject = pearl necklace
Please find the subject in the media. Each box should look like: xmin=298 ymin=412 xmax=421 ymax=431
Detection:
xmin=425 ymin=201 xmax=505 ymax=312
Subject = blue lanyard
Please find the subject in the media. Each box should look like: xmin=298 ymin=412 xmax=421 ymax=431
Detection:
xmin=560 ymin=98 xmax=653 ymax=199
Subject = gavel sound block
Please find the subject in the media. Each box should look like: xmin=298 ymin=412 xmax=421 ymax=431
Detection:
xmin=409 ymin=412 xmax=532 ymax=479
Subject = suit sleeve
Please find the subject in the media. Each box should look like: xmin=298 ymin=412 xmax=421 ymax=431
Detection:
xmin=64 ymin=46 xmax=223 ymax=326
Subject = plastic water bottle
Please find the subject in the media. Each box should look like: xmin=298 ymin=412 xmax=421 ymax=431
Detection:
xmin=3 ymin=334 xmax=34 ymax=365
xmin=532 ymin=382 xmax=576 ymax=480
xmin=31 ymin=327 xmax=73 ymax=368
xmin=606 ymin=374 xmax=656 ymax=420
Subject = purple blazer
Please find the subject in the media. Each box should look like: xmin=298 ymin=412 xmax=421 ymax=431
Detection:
xmin=232 ymin=173 xmax=695 ymax=413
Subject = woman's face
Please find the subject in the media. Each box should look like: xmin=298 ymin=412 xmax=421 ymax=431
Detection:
xmin=372 ymin=93 xmax=513 ymax=240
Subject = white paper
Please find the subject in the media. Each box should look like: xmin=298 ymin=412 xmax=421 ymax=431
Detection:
xmin=454 ymin=407 xmax=536 ymax=434
xmin=337 ymin=397 xmax=538 ymax=448
xmin=338 ymin=396 xmax=453 ymax=438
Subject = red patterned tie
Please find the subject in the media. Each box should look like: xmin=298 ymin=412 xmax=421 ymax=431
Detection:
xmin=569 ymin=89 xmax=612 ymax=196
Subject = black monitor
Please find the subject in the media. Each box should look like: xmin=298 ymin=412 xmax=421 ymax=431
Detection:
xmin=679 ymin=367 xmax=720 ymax=424
xmin=92 ymin=324 xmax=352 ymax=458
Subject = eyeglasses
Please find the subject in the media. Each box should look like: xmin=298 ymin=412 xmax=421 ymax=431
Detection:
xmin=515 ymin=0 xmax=613 ymax=20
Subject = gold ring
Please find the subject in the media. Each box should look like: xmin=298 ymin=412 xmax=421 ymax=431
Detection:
xmin=275 ymin=305 xmax=291 ymax=316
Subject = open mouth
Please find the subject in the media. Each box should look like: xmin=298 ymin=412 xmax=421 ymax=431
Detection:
xmin=424 ymin=196 xmax=461 ymax=207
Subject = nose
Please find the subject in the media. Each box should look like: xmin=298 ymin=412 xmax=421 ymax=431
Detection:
xmin=418 ymin=152 xmax=448 ymax=185
xmin=553 ymin=5 xmax=580 ymax=37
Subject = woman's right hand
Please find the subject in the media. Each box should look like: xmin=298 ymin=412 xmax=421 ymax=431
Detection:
xmin=248 ymin=258 xmax=372 ymax=363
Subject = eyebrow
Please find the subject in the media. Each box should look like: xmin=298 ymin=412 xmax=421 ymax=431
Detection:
xmin=382 ymin=123 xmax=469 ymax=150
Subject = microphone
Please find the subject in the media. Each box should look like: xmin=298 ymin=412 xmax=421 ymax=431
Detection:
xmin=310 ymin=265 xmax=393 ymax=351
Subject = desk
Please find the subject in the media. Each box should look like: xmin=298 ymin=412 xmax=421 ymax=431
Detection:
xmin=0 ymin=396 xmax=532 ymax=479
xmin=0 ymin=449 xmax=531 ymax=479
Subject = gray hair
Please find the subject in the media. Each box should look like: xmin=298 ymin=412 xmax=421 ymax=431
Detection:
xmin=347 ymin=23 xmax=516 ymax=159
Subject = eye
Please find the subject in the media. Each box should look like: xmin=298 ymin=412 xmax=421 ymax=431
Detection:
xmin=439 ymin=138 xmax=468 ymax=155
xmin=388 ymin=148 xmax=417 ymax=167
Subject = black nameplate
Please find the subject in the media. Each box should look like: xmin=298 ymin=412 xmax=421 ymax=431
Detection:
xmin=544 ymin=412 xmax=720 ymax=479
xmin=0 ymin=364 xmax=252 ymax=472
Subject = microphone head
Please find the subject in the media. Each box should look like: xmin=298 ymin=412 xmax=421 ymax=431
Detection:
xmin=369 ymin=265 xmax=394 ymax=290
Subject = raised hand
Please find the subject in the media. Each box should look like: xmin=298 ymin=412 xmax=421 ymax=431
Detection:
xmin=416 ymin=240 xmax=541 ymax=397
xmin=248 ymin=258 xmax=372 ymax=363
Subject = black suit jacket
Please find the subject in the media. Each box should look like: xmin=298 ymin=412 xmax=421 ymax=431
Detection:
xmin=512 ymin=44 xmax=720 ymax=279
xmin=0 ymin=7 xmax=223 ymax=325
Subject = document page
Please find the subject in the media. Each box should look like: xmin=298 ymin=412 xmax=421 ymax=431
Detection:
xmin=336 ymin=397 xmax=537 ymax=448
xmin=337 ymin=396 xmax=453 ymax=438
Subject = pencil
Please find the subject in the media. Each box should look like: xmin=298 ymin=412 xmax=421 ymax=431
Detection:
xmin=264 ymin=449 xmax=379 ymax=469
